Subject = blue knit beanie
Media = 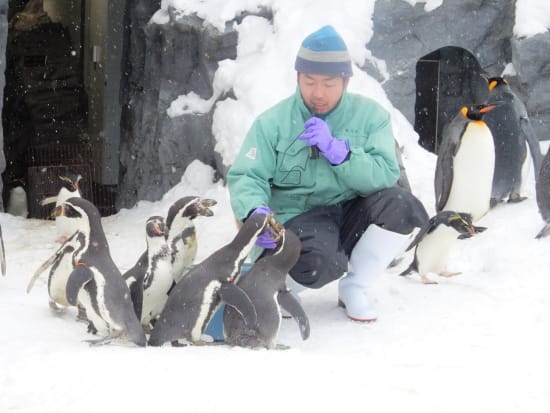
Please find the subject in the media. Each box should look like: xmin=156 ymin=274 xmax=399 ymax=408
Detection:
xmin=295 ymin=25 xmax=353 ymax=77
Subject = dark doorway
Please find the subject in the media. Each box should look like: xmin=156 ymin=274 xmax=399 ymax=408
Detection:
xmin=414 ymin=46 xmax=489 ymax=154
xmin=2 ymin=0 xmax=118 ymax=218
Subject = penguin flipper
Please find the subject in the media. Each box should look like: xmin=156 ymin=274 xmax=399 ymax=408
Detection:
xmin=535 ymin=223 xmax=550 ymax=239
xmin=122 ymin=251 xmax=147 ymax=281
xmin=128 ymin=276 xmax=144 ymax=320
xmin=217 ymin=283 xmax=258 ymax=329
xmin=39 ymin=195 xmax=58 ymax=206
xmin=277 ymin=290 xmax=310 ymax=340
xmin=521 ymin=116 xmax=543 ymax=175
xmin=399 ymin=256 xmax=418 ymax=276
xmin=27 ymin=248 xmax=64 ymax=293
xmin=66 ymin=266 xmax=94 ymax=306
xmin=435 ymin=119 xmax=463 ymax=211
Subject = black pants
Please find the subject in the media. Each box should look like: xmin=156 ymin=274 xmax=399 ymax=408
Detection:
xmin=283 ymin=186 xmax=428 ymax=288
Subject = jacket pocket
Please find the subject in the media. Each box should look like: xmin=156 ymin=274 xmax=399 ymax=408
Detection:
xmin=274 ymin=139 xmax=313 ymax=187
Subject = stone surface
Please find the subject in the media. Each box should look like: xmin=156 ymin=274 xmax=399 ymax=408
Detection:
xmin=0 ymin=0 xmax=7 ymax=210
xmin=2 ymin=0 xmax=549 ymax=210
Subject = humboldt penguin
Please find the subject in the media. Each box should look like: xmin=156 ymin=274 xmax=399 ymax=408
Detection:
xmin=148 ymin=213 xmax=282 ymax=346
xmin=484 ymin=76 xmax=543 ymax=206
xmin=400 ymin=211 xmax=476 ymax=284
xmin=223 ymin=229 xmax=310 ymax=349
xmin=435 ymin=103 xmax=498 ymax=229
xmin=40 ymin=172 xmax=83 ymax=242
xmin=26 ymin=230 xmax=86 ymax=312
xmin=123 ymin=216 xmax=172 ymax=330
xmin=57 ymin=197 xmax=146 ymax=346
xmin=165 ymin=196 xmax=217 ymax=282
xmin=535 ymin=146 xmax=550 ymax=238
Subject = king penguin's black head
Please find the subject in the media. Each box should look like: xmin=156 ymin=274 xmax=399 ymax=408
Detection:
xmin=460 ymin=103 xmax=498 ymax=121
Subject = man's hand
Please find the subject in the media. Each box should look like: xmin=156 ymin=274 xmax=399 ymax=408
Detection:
xmin=249 ymin=206 xmax=277 ymax=249
xmin=298 ymin=117 xmax=349 ymax=165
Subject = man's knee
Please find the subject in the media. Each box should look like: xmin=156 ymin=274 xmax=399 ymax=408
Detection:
xmin=289 ymin=251 xmax=347 ymax=289
xmin=374 ymin=187 xmax=429 ymax=233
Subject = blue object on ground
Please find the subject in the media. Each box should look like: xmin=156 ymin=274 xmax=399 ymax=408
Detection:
xmin=204 ymin=262 xmax=253 ymax=341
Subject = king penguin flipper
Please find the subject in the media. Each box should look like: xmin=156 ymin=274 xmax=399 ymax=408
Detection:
xmin=217 ymin=283 xmax=258 ymax=329
xmin=521 ymin=116 xmax=543 ymax=175
xmin=277 ymin=290 xmax=310 ymax=340
xmin=434 ymin=129 xmax=459 ymax=212
xmin=66 ymin=266 xmax=94 ymax=306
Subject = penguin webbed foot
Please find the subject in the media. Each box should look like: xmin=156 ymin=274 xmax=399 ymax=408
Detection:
xmin=439 ymin=271 xmax=461 ymax=278
xmin=507 ymin=193 xmax=527 ymax=204
xmin=48 ymin=300 xmax=67 ymax=315
xmin=85 ymin=336 xmax=114 ymax=347
xmin=87 ymin=322 xmax=98 ymax=335
xmin=420 ymin=274 xmax=438 ymax=284
xmin=274 ymin=343 xmax=291 ymax=351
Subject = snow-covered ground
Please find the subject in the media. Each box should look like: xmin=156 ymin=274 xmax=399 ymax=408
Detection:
xmin=2 ymin=0 xmax=550 ymax=412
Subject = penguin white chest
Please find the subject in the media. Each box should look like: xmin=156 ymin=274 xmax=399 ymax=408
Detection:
xmin=444 ymin=123 xmax=495 ymax=221
xmin=416 ymin=225 xmax=459 ymax=275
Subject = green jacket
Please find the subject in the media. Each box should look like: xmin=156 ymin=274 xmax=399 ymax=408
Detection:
xmin=227 ymin=88 xmax=400 ymax=224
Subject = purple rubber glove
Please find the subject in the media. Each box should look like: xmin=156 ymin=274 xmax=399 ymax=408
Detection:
xmin=249 ymin=206 xmax=277 ymax=249
xmin=298 ymin=117 xmax=350 ymax=165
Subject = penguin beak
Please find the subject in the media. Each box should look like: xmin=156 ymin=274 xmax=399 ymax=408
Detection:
xmin=467 ymin=225 xmax=476 ymax=236
xmin=480 ymin=104 xmax=497 ymax=113
xmin=267 ymin=214 xmax=284 ymax=241
xmin=154 ymin=223 xmax=165 ymax=236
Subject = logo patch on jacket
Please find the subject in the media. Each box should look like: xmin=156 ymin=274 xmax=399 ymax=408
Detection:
xmin=246 ymin=147 xmax=257 ymax=160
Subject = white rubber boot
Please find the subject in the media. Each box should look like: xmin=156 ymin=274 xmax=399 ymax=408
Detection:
xmin=338 ymin=225 xmax=411 ymax=322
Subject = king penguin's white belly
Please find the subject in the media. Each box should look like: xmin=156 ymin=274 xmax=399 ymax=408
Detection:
xmin=416 ymin=225 xmax=459 ymax=275
xmin=444 ymin=123 xmax=495 ymax=221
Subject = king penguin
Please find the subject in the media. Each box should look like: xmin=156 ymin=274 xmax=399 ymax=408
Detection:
xmin=435 ymin=103 xmax=498 ymax=228
xmin=57 ymin=197 xmax=146 ymax=346
xmin=40 ymin=172 xmax=83 ymax=243
xmin=123 ymin=216 xmax=173 ymax=331
xmin=148 ymin=213 xmax=281 ymax=346
xmin=535 ymin=146 xmax=550 ymax=238
xmin=400 ymin=211 xmax=475 ymax=284
xmin=223 ymin=228 xmax=310 ymax=349
xmin=165 ymin=196 xmax=217 ymax=282
xmin=484 ymin=77 xmax=543 ymax=206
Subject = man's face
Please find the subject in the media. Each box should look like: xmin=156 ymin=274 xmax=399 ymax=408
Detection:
xmin=298 ymin=73 xmax=348 ymax=115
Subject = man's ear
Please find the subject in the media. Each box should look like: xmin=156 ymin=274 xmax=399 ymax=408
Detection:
xmin=343 ymin=77 xmax=350 ymax=89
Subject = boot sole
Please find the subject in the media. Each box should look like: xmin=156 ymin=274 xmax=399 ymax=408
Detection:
xmin=338 ymin=299 xmax=377 ymax=323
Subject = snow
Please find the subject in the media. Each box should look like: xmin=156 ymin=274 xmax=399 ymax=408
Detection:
xmin=3 ymin=1 xmax=550 ymax=412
